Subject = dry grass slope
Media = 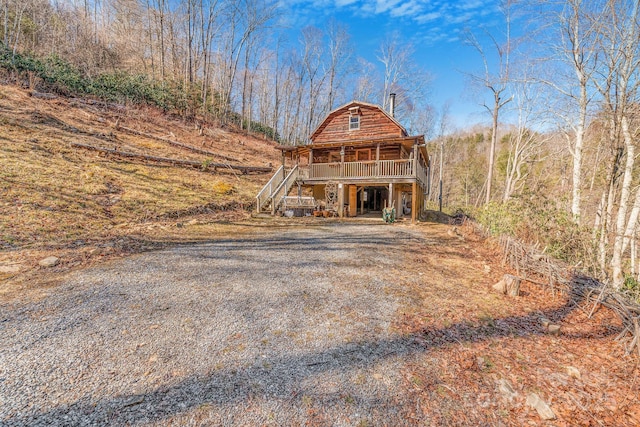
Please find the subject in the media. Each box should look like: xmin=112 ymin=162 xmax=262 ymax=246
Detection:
xmin=0 ymin=84 xmax=279 ymax=289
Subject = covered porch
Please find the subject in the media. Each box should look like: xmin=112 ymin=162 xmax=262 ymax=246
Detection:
xmin=268 ymin=135 xmax=430 ymax=222
xmin=286 ymin=135 xmax=429 ymax=186
xmin=305 ymin=181 xmax=426 ymax=222
xmin=299 ymin=158 xmax=429 ymax=187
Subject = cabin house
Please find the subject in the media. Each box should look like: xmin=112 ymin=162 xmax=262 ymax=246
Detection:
xmin=256 ymin=95 xmax=430 ymax=222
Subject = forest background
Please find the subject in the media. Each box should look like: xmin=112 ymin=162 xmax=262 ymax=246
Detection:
xmin=2 ymin=0 xmax=640 ymax=293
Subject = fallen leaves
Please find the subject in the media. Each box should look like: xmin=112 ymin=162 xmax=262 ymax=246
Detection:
xmin=395 ymin=223 xmax=640 ymax=426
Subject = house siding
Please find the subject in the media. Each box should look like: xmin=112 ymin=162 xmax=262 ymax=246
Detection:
xmin=312 ymin=105 xmax=404 ymax=143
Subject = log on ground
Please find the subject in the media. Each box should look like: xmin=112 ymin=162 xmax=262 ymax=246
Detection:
xmin=492 ymin=274 xmax=521 ymax=297
xmin=70 ymin=142 xmax=272 ymax=174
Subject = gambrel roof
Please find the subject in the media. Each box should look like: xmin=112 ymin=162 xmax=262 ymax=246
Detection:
xmin=309 ymin=100 xmax=408 ymax=143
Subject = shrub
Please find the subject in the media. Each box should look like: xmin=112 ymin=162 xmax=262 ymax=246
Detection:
xmin=471 ymin=194 xmax=597 ymax=271
xmin=475 ymin=200 xmax=520 ymax=236
xmin=0 ymin=44 xmax=202 ymax=114
xmin=227 ymin=111 xmax=280 ymax=142
xmin=623 ymin=274 xmax=640 ymax=303
xmin=212 ymin=181 xmax=235 ymax=195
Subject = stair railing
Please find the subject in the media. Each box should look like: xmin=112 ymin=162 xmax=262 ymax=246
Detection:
xmin=270 ymin=165 xmax=299 ymax=215
xmin=255 ymin=165 xmax=285 ymax=212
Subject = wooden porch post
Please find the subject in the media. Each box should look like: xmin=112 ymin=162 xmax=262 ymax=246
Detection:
xmin=388 ymin=182 xmax=393 ymax=207
xmin=309 ymin=148 xmax=313 ymax=165
xmin=411 ymin=181 xmax=417 ymax=224
xmin=349 ymin=185 xmax=357 ymax=217
xmin=338 ymin=183 xmax=344 ymax=217
xmin=411 ymin=144 xmax=419 ymax=224
xmin=376 ymin=143 xmax=380 ymax=176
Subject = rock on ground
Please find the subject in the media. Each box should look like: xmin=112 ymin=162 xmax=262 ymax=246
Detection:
xmin=38 ymin=256 xmax=59 ymax=267
xmin=526 ymin=392 xmax=556 ymax=420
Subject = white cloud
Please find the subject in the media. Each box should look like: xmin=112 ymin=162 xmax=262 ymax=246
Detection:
xmin=459 ymin=0 xmax=485 ymax=11
xmin=374 ymin=0 xmax=404 ymax=14
xmin=450 ymin=12 xmax=475 ymax=24
xmin=335 ymin=0 xmax=358 ymax=6
xmin=416 ymin=12 xmax=442 ymax=24
xmin=289 ymin=0 xmax=503 ymax=46
xmin=389 ymin=1 xmax=423 ymax=18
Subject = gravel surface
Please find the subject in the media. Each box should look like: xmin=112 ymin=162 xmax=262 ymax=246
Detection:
xmin=1 ymin=223 xmax=431 ymax=426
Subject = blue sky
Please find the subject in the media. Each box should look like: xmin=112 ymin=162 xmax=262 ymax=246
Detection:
xmin=282 ymin=0 xmax=510 ymax=129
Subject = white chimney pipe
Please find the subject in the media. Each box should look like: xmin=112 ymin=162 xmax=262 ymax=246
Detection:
xmin=389 ymin=93 xmax=396 ymax=118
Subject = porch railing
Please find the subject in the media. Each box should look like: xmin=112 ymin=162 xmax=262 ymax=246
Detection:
xmin=415 ymin=160 xmax=429 ymax=188
xmin=304 ymin=159 xmax=420 ymax=180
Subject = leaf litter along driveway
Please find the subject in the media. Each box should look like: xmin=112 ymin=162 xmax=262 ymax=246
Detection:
xmin=1 ymin=222 xmax=636 ymax=426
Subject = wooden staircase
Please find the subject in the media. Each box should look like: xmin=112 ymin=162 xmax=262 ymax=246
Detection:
xmin=255 ymin=165 xmax=300 ymax=214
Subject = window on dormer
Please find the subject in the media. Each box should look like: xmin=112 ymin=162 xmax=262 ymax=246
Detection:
xmin=349 ymin=106 xmax=360 ymax=130
xmin=349 ymin=115 xmax=360 ymax=130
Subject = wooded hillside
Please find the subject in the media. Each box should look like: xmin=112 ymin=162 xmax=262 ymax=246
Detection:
xmin=0 ymin=0 xmax=431 ymax=145
xmin=426 ymin=1 xmax=640 ymax=294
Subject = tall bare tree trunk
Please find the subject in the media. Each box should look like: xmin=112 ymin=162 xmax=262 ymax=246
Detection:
xmin=186 ymin=0 xmax=193 ymax=85
xmin=486 ymin=92 xmax=500 ymax=204
xmin=611 ymin=116 xmax=635 ymax=288
xmin=156 ymin=0 xmax=166 ymax=81
xmin=571 ymin=75 xmax=587 ymax=223
xmin=464 ymin=1 xmax=513 ymax=204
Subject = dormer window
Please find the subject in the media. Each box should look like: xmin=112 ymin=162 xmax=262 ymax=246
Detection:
xmin=349 ymin=115 xmax=360 ymax=130
xmin=349 ymin=106 xmax=360 ymax=131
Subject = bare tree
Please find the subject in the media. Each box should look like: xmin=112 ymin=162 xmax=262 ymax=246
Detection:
xmin=300 ymin=26 xmax=326 ymax=138
xmin=325 ymin=19 xmax=352 ymax=112
xmin=502 ymin=75 xmax=550 ymax=201
xmin=376 ymin=32 xmax=433 ymax=133
xmin=560 ymin=0 xmax=602 ymax=223
xmin=534 ymin=0 xmax=602 ymax=224
xmin=377 ymin=33 xmax=413 ymax=111
xmin=464 ymin=0 xmax=514 ymax=205
xmin=353 ymin=58 xmax=379 ymax=103
xmin=197 ymin=0 xmax=221 ymax=116
xmin=601 ymin=0 xmax=640 ymax=289
xmin=216 ymin=0 xmax=276 ymax=120
xmin=155 ymin=0 xmax=167 ymax=80
xmin=436 ymin=102 xmax=451 ymax=211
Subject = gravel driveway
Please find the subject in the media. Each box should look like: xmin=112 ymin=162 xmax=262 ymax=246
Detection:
xmin=1 ymin=223 xmax=431 ymax=426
